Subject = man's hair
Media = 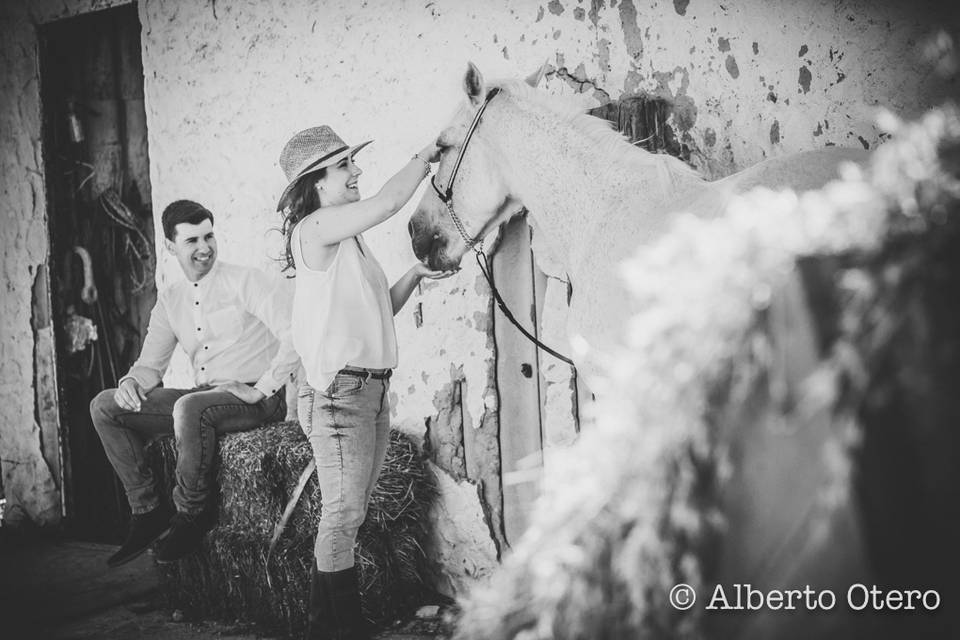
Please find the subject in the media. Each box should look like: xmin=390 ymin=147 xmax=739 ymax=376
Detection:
xmin=161 ymin=200 xmax=214 ymax=240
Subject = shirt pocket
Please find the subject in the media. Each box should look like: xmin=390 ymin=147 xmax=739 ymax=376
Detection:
xmin=207 ymin=307 xmax=243 ymax=341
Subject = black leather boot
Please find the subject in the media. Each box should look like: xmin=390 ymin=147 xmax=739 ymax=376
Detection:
xmin=307 ymin=563 xmax=332 ymax=640
xmin=325 ymin=566 xmax=368 ymax=640
xmin=107 ymin=503 xmax=173 ymax=567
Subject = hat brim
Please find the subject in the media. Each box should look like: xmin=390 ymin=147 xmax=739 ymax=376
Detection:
xmin=276 ymin=139 xmax=372 ymax=211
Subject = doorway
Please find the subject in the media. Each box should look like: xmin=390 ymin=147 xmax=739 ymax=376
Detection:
xmin=39 ymin=3 xmax=155 ymax=542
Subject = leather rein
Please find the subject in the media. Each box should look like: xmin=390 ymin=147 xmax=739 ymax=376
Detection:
xmin=430 ymin=88 xmax=575 ymax=368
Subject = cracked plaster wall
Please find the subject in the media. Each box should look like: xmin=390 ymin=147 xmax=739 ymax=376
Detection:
xmin=534 ymin=0 xmax=957 ymax=178
xmin=1 ymin=0 xmax=955 ymax=591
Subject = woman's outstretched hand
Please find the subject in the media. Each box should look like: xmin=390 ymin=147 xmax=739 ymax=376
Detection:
xmin=412 ymin=262 xmax=457 ymax=280
xmin=392 ymin=262 xmax=458 ymax=314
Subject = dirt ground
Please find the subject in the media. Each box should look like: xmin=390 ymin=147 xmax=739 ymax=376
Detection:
xmin=0 ymin=530 xmax=452 ymax=640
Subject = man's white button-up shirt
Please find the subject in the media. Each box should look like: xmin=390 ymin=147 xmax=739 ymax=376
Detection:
xmin=122 ymin=261 xmax=299 ymax=397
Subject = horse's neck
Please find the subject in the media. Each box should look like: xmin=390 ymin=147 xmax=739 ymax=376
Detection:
xmin=486 ymin=97 xmax=706 ymax=280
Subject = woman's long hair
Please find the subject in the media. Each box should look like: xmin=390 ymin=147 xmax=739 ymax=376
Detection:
xmin=277 ymin=169 xmax=324 ymax=273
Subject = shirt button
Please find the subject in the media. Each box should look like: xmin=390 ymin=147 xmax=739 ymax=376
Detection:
xmin=201 ymin=367 xmax=205 ymax=371
xmin=195 ymin=301 xmax=199 ymax=306
xmin=197 ymin=327 xmax=201 ymax=331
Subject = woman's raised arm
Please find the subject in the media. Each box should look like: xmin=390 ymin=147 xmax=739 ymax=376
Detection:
xmin=299 ymin=142 xmax=439 ymax=247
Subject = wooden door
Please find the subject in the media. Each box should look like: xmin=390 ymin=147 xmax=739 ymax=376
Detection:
xmin=493 ymin=215 xmax=579 ymax=545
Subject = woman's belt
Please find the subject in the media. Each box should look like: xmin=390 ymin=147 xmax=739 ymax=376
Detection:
xmin=338 ymin=367 xmax=392 ymax=380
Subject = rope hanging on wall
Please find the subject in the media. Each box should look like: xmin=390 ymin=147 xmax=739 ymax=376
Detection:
xmin=98 ymin=188 xmax=154 ymax=293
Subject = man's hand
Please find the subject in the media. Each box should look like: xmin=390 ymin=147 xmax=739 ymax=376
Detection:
xmin=115 ymin=378 xmax=148 ymax=411
xmin=214 ymin=381 xmax=266 ymax=404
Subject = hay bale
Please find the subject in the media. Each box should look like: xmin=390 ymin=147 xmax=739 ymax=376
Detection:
xmin=146 ymin=421 xmax=436 ymax=638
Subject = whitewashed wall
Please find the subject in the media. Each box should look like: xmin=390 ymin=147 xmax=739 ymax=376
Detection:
xmin=1 ymin=0 xmax=955 ymax=593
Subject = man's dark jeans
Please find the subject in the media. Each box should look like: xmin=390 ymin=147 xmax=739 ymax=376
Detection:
xmin=90 ymin=386 xmax=285 ymax=514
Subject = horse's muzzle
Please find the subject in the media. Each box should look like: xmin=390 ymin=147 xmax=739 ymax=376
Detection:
xmin=408 ymin=213 xmax=446 ymax=267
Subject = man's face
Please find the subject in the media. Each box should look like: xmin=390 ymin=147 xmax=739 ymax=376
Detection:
xmin=166 ymin=218 xmax=217 ymax=281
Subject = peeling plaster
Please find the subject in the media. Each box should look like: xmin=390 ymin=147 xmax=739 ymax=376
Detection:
xmin=725 ymin=54 xmax=739 ymax=79
xmin=426 ymin=370 xmax=467 ymax=481
xmin=423 ymin=463 xmax=499 ymax=597
xmin=704 ymin=127 xmax=717 ymax=147
xmin=597 ymin=38 xmax=612 ymax=72
xmin=587 ymin=0 xmax=603 ymax=28
xmin=799 ymin=65 xmax=812 ymax=93
xmin=618 ymin=0 xmax=643 ymax=61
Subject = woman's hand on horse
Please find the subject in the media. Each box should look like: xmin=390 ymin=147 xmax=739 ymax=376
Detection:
xmin=419 ymin=141 xmax=442 ymax=163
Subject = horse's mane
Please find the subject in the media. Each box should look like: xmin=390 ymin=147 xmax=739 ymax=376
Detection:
xmin=493 ymin=79 xmax=702 ymax=196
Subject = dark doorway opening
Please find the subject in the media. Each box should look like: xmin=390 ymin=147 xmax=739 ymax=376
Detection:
xmin=39 ymin=3 xmax=155 ymax=542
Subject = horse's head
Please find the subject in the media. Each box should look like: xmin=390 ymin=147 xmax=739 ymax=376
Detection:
xmin=409 ymin=63 xmax=541 ymax=270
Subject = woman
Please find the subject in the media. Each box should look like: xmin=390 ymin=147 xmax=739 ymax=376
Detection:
xmin=276 ymin=125 xmax=451 ymax=640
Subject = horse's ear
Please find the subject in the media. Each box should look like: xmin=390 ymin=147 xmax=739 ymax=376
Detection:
xmin=525 ymin=61 xmax=550 ymax=88
xmin=464 ymin=62 xmax=485 ymax=105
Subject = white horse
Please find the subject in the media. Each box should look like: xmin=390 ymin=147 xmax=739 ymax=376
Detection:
xmin=409 ymin=63 xmax=866 ymax=387
xmin=409 ymin=64 xmax=876 ymax=638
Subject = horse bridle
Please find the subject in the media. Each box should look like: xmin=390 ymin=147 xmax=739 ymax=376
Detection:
xmin=429 ymin=87 xmax=575 ymax=368
xmin=430 ymin=87 xmax=502 ymax=251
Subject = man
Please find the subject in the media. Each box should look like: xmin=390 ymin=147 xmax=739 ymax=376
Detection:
xmin=90 ymin=200 xmax=299 ymax=566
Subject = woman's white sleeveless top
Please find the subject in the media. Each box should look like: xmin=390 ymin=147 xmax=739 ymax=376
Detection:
xmin=291 ymin=222 xmax=398 ymax=391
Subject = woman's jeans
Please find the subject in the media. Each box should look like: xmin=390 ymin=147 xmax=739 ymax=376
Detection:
xmin=90 ymin=386 xmax=286 ymax=515
xmin=297 ymin=371 xmax=391 ymax=572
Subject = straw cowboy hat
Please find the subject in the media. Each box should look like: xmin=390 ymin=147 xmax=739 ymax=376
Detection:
xmin=277 ymin=125 xmax=372 ymax=210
